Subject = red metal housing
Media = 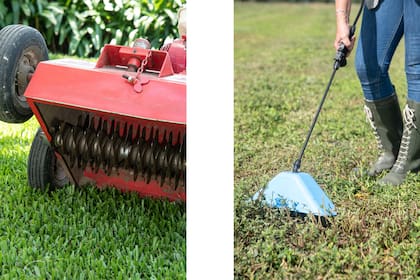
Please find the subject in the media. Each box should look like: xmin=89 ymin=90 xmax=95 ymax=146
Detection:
xmin=25 ymin=44 xmax=186 ymax=201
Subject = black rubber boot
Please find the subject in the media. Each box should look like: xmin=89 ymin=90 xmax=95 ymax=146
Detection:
xmin=364 ymin=94 xmax=403 ymax=177
xmin=379 ymin=99 xmax=420 ymax=186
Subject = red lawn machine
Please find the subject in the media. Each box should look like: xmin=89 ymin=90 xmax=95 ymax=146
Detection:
xmin=0 ymin=17 xmax=186 ymax=201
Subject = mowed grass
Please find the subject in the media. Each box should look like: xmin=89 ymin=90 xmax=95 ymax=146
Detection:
xmin=235 ymin=3 xmax=419 ymax=279
xmin=0 ymin=119 xmax=185 ymax=276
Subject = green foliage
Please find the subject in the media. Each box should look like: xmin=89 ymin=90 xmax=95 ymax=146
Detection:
xmin=0 ymin=0 xmax=186 ymax=57
xmin=235 ymin=3 xmax=419 ymax=279
xmin=0 ymin=115 xmax=186 ymax=278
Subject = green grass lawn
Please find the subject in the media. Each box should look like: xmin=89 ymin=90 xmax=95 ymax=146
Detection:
xmin=0 ymin=92 xmax=185 ymax=277
xmin=235 ymin=2 xmax=419 ymax=279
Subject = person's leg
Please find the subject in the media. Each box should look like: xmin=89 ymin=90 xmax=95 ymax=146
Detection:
xmin=355 ymin=1 xmax=404 ymax=176
xmin=405 ymin=0 xmax=420 ymax=103
xmin=355 ymin=1 xmax=404 ymax=101
xmin=380 ymin=0 xmax=420 ymax=185
xmin=354 ymin=1 xmax=404 ymax=177
xmin=363 ymin=95 xmax=402 ymax=176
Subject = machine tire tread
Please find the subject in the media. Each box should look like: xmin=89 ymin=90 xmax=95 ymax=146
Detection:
xmin=0 ymin=24 xmax=48 ymax=123
xmin=28 ymin=128 xmax=69 ymax=190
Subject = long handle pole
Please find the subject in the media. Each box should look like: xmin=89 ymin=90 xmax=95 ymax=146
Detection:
xmin=292 ymin=67 xmax=338 ymax=172
xmin=292 ymin=0 xmax=365 ymax=173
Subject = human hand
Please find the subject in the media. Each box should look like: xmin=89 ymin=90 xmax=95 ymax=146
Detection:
xmin=334 ymin=16 xmax=355 ymax=55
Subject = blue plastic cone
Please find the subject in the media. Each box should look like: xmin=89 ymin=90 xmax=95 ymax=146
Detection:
xmin=253 ymin=171 xmax=336 ymax=217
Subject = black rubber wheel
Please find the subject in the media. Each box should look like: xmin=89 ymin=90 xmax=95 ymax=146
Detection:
xmin=0 ymin=25 xmax=49 ymax=123
xmin=28 ymin=128 xmax=70 ymax=190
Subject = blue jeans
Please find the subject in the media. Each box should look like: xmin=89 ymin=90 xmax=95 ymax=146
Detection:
xmin=355 ymin=0 xmax=420 ymax=102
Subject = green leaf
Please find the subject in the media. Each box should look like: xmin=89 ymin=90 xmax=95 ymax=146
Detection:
xmin=124 ymin=7 xmax=134 ymax=21
xmin=174 ymin=0 xmax=184 ymax=7
xmin=91 ymin=25 xmax=102 ymax=50
xmin=54 ymin=13 xmax=64 ymax=35
xmin=21 ymin=3 xmax=32 ymax=17
xmin=79 ymin=10 xmax=97 ymax=19
xmin=58 ymin=26 xmax=70 ymax=45
xmin=47 ymin=3 xmax=64 ymax=15
xmin=163 ymin=8 xmax=177 ymax=26
xmin=0 ymin=3 xmax=8 ymax=25
xmin=112 ymin=29 xmax=123 ymax=45
xmin=11 ymin=1 xmax=20 ymax=23
xmin=36 ymin=0 xmax=47 ymax=13
xmin=40 ymin=10 xmax=57 ymax=26
xmin=67 ymin=16 xmax=80 ymax=39
xmin=128 ymin=28 xmax=139 ymax=42
xmin=83 ymin=0 xmax=94 ymax=10
xmin=154 ymin=0 xmax=164 ymax=11
xmin=138 ymin=15 xmax=154 ymax=33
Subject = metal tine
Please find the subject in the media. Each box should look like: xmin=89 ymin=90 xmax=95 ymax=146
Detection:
xmin=103 ymin=120 xmax=114 ymax=175
xmin=133 ymin=139 xmax=140 ymax=182
xmin=143 ymin=143 xmax=154 ymax=184
xmin=113 ymin=122 xmax=123 ymax=173
xmin=160 ymin=131 xmax=174 ymax=186
xmin=142 ymin=126 xmax=154 ymax=183
xmin=74 ymin=122 xmax=84 ymax=168
xmin=129 ymin=125 xmax=138 ymax=180
xmin=180 ymin=133 xmax=186 ymax=154
xmin=168 ymin=147 xmax=176 ymax=187
xmin=103 ymin=137 xmax=113 ymax=176
xmin=109 ymin=119 xmax=115 ymax=136
xmin=126 ymin=123 xmax=133 ymax=142
xmin=91 ymin=116 xmax=96 ymax=130
xmin=50 ymin=115 xmax=186 ymax=189
xmin=95 ymin=117 xmax=102 ymax=132
xmin=162 ymin=128 xmax=167 ymax=144
xmin=86 ymin=118 xmax=97 ymax=169
xmin=122 ymin=123 xmax=133 ymax=165
xmin=131 ymin=124 xmax=142 ymax=181
xmin=119 ymin=123 xmax=133 ymax=174
xmin=159 ymin=156 xmax=167 ymax=186
xmin=122 ymin=121 xmax=128 ymax=139
xmin=67 ymin=127 xmax=76 ymax=168
xmin=102 ymin=119 xmax=108 ymax=135
xmin=115 ymin=123 xmax=130 ymax=171
xmin=92 ymin=118 xmax=105 ymax=173
xmin=180 ymin=133 xmax=186 ymax=181
xmin=141 ymin=125 xmax=147 ymax=141
xmin=52 ymin=121 xmax=66 ymax=150
xmin=158 ymin=129 xmax=168 ymax=186
xmin=174 ymin=169 xmax=181 ymax=190
xmin=175 ymin=131 xmax=181 ymax=151
xmin=78 ymin=114 xmax=90 ymax=169
xmin=152 ymin=129 xmax=160 ymax=182
xmin=130 ymin=144 xmax=140 ymax=181
xmin=74 ymin=115 xmax=81 ymax=167
xmin=110 ymin=121 xmax=121 ymax=174
xmin=83 ymin=114 xmax=90 ymax=130
xmin=139 ymin=125 xmax=148 ymax=167
xmin=114 ymin=121 xmax=120 ymax=138
xmin=149 ymin=126 xmax=155 ymax=142
xmin=76 ymin=114 xmax=83 ymax=127
xmin=170 ymin=150 xmax=181 ymax=190
xmin=131 ymin=124 xmax=138 ymax=144
xmin=126 ymin=124 xmax=137 ymax=166
xmin=176 ymin=152 xmax=184 ymax=190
